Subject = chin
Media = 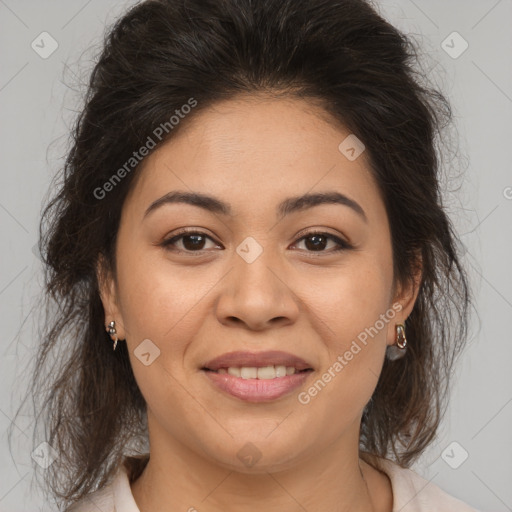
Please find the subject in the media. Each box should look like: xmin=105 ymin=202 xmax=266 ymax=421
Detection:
xmin=197 ymin=429 xmax=314 ymax=474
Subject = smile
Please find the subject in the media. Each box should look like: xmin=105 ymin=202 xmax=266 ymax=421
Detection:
xmin=201 ymin=350 xmax=314 ymax=402
xmin=206 ymin=365 xmax=310 ymax=379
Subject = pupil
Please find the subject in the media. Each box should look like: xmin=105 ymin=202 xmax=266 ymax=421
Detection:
xmin=183 ymin=234 xmax=205 ymax=250
xmin=305 ymin=234 xmax=326 ymax=251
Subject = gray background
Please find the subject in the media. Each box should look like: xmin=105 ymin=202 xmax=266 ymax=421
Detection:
xmin=1 ymin=0 xmax=511 ymax=510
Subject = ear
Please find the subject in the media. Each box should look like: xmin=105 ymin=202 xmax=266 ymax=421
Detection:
xmin=96 ymin=253 xmax=126 ymax=340
xmin=386 ymin=253 xmax=422 ymax=347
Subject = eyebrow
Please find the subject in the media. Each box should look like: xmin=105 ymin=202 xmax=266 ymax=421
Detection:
xmin=143 ymin=190 xmax=367 ymax=222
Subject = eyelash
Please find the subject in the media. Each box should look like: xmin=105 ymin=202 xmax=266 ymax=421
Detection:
xmin=160 ymin=228 xmax=353 ymax=255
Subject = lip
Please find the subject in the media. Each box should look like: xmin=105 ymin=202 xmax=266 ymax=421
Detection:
xmin=201 ymin=350 xmax=314 ymax=402
xmin=202 ymin=350 xmax=313 ymax=372
xmin=203 ymin=370 xmax=312 ymax=402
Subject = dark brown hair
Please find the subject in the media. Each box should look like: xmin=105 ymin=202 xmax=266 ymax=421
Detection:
xmin=13 ymin=0 xmax=470 ymax=509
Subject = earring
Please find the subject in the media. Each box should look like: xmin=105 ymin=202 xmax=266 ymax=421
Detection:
xmin=395 ymin=323 xmax=407 ymax=349
xmin=386 ymin=323 xmax=407 ymax=360
xmin=107 ymin=320 xmax=118 ymax=351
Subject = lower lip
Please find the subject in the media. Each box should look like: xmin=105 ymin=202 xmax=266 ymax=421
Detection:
xmin=203 ymin=370 xmax=312 ymax=402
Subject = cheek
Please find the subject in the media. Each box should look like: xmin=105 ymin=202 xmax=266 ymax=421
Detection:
xmin=115 ymin=246 xmax=213 ymax=353
xmin=301 ymin=254 xmax=394 ymax=405
xmin=310 ymin=256 xmax=394 ymax=348
xmin=114 ymin=250 xmax=207 ymax=421
xmin=114 ymin=243 xmax=251 ymax=419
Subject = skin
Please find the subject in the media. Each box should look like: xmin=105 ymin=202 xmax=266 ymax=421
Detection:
xmin=98 ymin=94 xmax=421 ymax=512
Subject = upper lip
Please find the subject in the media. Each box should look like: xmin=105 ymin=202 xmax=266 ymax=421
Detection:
xmin=202 ymin=350 xmax=313 ymax=371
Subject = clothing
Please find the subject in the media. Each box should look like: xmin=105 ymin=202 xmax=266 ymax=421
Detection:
xmin=67 ymin=457 xmax=479 ymax=512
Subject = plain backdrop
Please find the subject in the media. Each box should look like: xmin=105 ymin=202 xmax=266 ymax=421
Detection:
xmin=1 ymin=1 xmax=511 ymax=511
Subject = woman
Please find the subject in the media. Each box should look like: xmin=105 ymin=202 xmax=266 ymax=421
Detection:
xmin=29 ymin=0 xmax=478 ymax=510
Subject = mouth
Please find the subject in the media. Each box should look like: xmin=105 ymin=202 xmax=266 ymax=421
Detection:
xmin=201 ymin=350 xmax=314 ymax=402
xmin=202 ymin=365 xmax=313 ymax=379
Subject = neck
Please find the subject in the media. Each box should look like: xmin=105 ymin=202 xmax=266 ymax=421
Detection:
xmin=130 ymin=418 xmax=387 ymax=512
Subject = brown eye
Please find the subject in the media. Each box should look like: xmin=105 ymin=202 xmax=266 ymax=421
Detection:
xmin=294 ymin=232 xmax=352 ymax=253
xmin=161 ymin=231 xmax=220 ymax=252
xmin=181 ymin=234 xmax=207 ymax=250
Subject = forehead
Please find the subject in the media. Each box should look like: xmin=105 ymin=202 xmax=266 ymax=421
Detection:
xmin=124 ymin=95 xmax=384 ymax=221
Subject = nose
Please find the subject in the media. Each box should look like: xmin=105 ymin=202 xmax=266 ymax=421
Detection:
xmin=214 ymin=247 xmax=300 ymax=332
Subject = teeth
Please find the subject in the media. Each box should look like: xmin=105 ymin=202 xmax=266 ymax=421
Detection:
xmin=227 ymin=367 xmax=241 ymax=377
xmin=275 ymin=365 xmax=287 ymax=378
xmin=257 ymin=366 xmax=276 ymax=379
xmin=220 ymin=366 xmax=297 ymax=379
xmin=240 ymin=367 xmax=258 ymax=379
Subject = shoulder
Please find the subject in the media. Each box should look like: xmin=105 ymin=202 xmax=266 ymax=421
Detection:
xmin=374 ymin=457 xmax=480 ymax=512
xmin=66 ymin=464 xmax=129 ymax=512
xmin=66 ymin=483 xmax=114 ymax=512
xmin=66 ymin=455 xmax=148 ymax=511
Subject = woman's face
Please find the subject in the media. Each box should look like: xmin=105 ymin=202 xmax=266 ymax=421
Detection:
xmin=99 ymin=95 xmax=417 ymax=472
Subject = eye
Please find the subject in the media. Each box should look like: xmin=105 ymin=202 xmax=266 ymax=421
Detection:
xmin=161 ymin=230 xmax=221 ymax=252
xmin=292 ymin=231 xmax=352 ymax=253
xmin=160 ymin=229 xmax=353 ymax=254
